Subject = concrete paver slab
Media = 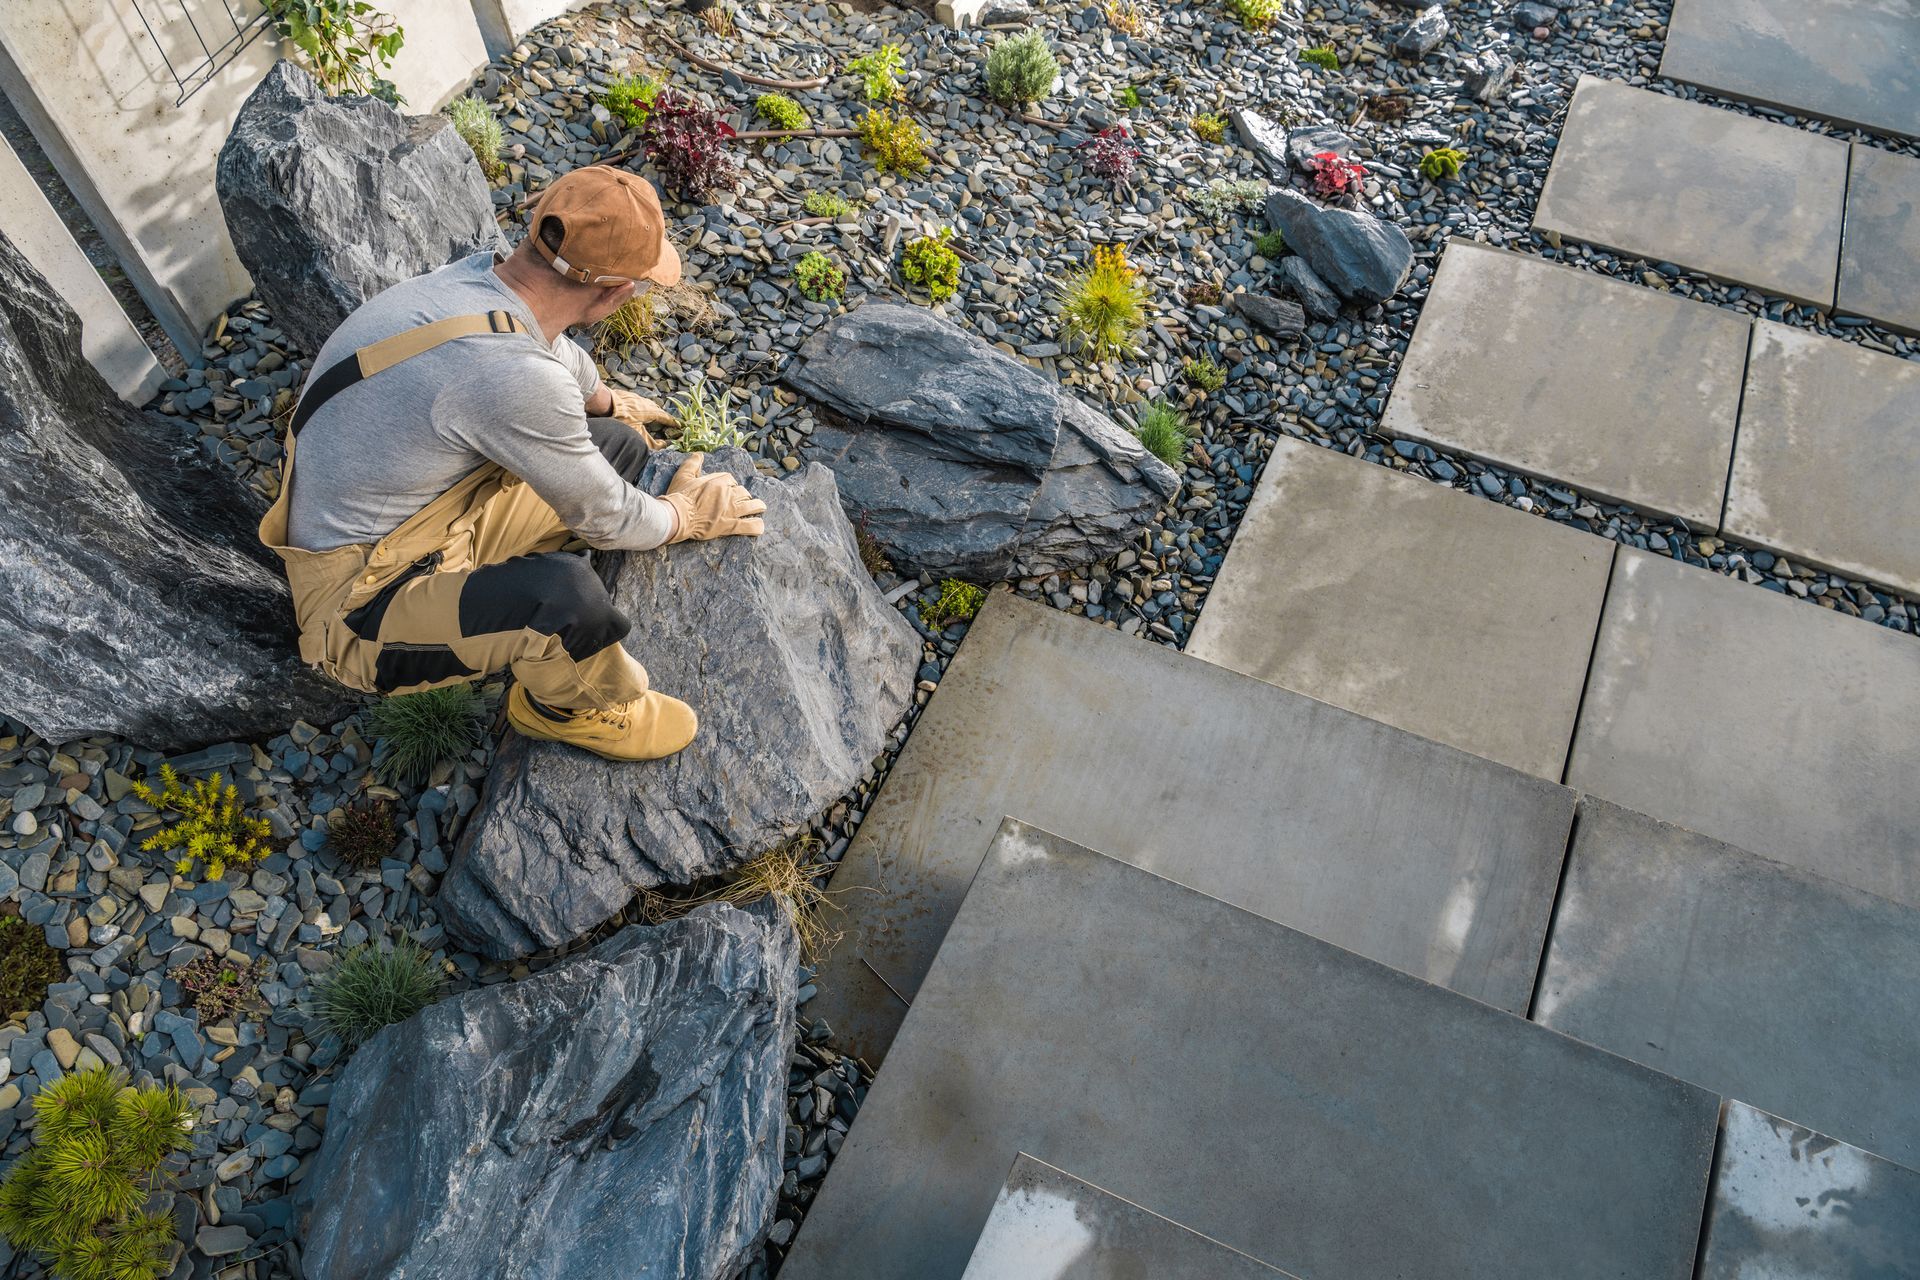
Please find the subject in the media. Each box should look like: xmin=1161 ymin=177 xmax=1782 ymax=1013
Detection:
xmin=1838 ymin=144 xmax=1920 ymax=336
xmin=1188 ymin=435 xmax=1614 ymax=779
xmin=1697 ymin=1102 xmax=1920 ymax=1279
xmin=784 ymin=821 xmax=1720 ymax=1280
xmin=1724 ymin=320 xmax=1920 ymax=597
xmin=1533 ymin=77 xmax=1849 ymax=307
xmin=1379 ymin=241 xmax=1749 ymax=530
xmin=1535 ymin=797 xmax=1920 ymax=1168
xmin=1659 ymin=0 xmax=1920 ymax=140
xmin=809 ymin=594 xmax=1577 ymax=1063
xmin=1565 ymin=548 xmax=1920 ymax=906
xmin=962 ymin=1155 xmax=1298 ymax=1279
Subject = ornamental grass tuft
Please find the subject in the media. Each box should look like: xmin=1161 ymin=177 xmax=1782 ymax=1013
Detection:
xmin=366 ymin=683 xmax=488 ymax=787
xmin=305 ymin=938 xmax=445 ymax=1050
xmin=132 ymin=767 xmax=270 ymax=882
xmin=1057 ymin=244 xmax=1149 ymax=364
xmin=639 ymin=835 xmax=847 ymax=959
xmin=984 ymin=31 xmax=1058 ymax=107
xmin=1131 ymin=400 xmax=1193 ymax=466
xmin=444 ymin=95 xmax=505 ymax=181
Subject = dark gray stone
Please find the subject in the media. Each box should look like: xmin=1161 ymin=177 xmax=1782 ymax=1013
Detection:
xmin=781 ymin=303 xmax=1178 ymax=580
xmin=1392 ymin=7 xmax=1450 ymax=57
xmin=977 ymin=0 xmax=1035 ymax=22
xmin=1229 ymin=108 xmax=1291 ymax=178
xmin=216 ymin=61 xmax=506 ymax=357
xmin=437 ymin=448 xmax=916 ymax=960
xmin=0 ymin=231 xmax=350 ymax=750
xmin=1461 ymin=48 xmax=1517 ymax=101
xmin=1263 ymin=189 xmax=1414 ymax=304
xmin=1274 ymin=256 xmax=1341 ymax=319
xmin=1514 ymin=1 xmax=1558 ymax=28
xmin=1285 ymin=125 xmax=1356 ymax=172
xmin=295 ymin=906 xmax=796 ymax=1280
xmin=1226 ymin=292 xmax=1306 ymax=340
xmin=1377 ymin=0 xmax=1441 ymax=8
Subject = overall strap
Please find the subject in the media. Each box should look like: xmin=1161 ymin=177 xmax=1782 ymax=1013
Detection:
xmin=289 ymin=310 xmax=528 ymax=436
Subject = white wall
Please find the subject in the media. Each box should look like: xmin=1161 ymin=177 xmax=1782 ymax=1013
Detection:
xmin=472 ymin=0 xmax=597 ymax=51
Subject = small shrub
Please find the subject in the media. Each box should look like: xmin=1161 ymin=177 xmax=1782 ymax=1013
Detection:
xmin=1299 ymin=45 xmax=1340 ymax=71
xmin=1253 ymin=229 xmax=1287 ymax=259
xmin=1190 ymin=112 xmax=1227 ymax=144
xmin=1419 ymin=146 xmax=1468 ymax=181
xmin=1131 ymin=400 xmax=1192 ymax=466
xmin=1057 ymin=244 xmax=1149 ymax=363
xmin=1080 ymin=126 xmax=1141 ymax=186
xmin=1118 ymin=84 xmax=1143 ymax=110
xmin=670 ymin=378 xmax=744 ymax=451
xmin=1183 ymin=355 xmax=1227 ymax=392
xmin=1183 ymin=280 xmax=1223 ymax=307
xmin=901 ymin=229 xmax=962 ymax=303
xmin=803 ymin=190 xmax=852 ymax=218
xmin=175 ymin=952 xmax=274 ymax=1023
xmin=0 ymin=916 xmax=63 ymax=1017
xmin=1226 ymin=0 xmax=1283 ymax=29
xmin=264 ymin=0 xmax=404 ymax=103
xmin=366 ymin=683 xmax=488 ymax=787
xmin=640 ymin=89 xmax=742 ymax=199
xmin=984 ymin=31 xmax=1058 ymax=107
xmin=305 ymin=938 xmax=444 ymax=1050
xmin=132 ymin=767 xmax=270 ymax=882
xmin=856 ymin=107 xmax=929 ymax=176
xmin=1101 ymin=0 xmax=1146 ymax=34
xmin=1307 ymin=150 xmax=1368 ymax=200
xmin=754 ymin=93 xmax=808 ymax=131
xmin=444 ymin=95 xmax=505 ymax=181
xmin=922 ymin=580 xmax=986 ymax=628
xmin=794 ymin=250 xmax=846 ymax=302
xmin=598 ymin=293 xmax=661 ymax=351
xmin=328 ymin=799 xmax=398 ymax=870
xmin=0 ymin=1067 xmax=193 ymax=1280
xmin=1192 ymin=176 xmax=1266 ymax=218
xmin=601 ymin=72 xmax=665 ymax=130
xmin=846 ymin=44 xmax=904 ymax=101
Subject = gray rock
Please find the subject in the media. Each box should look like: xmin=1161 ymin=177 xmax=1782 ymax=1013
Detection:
xmin=437 ymin=448 xmax=916 ymax=959
xmin=781 ymin=303 xmax=1179 ymax=580
xmin=978 ymin=0 xmax=1034 ymax=22
xmin=295 ymin=906 xmax=796 ymax=1280
xmin=1377 ymin=0 xmax=1441 ymax=7
xmin=1263 ymin=189 xmax=1415 ymax=304
xmin=1286 ymin=126 xmax=1357 ymax=173
xmin=195 ymin=1225 xmax=252 ymax=1257
xmin=1513 ymin=1 xmax=1558 ymax=27
xmin=1227 ymin=293 xmax=1307 ymax=341
xmin=1229 ymin=108 xmax=1291 ymax=178
xmin=1392 ymin=7 xmax=1451 ymax=57
xmin=1276 ymin=256 xmax=1343 ymax=320
xmin=0 ymin=232 xmax=351 ymax=750
xmin=216 ymin=61 xmax=506 ymax=357
xmin=1461 ymin=48 xmax=1517 ymax=101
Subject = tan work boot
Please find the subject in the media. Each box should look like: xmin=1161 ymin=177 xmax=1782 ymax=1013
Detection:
xmin=506 ymin=685 xmax=698 ymax=761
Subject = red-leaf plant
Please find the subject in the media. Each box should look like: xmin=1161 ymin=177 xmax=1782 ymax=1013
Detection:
xmin=640 ymin=89 xmax=742 ymax=200
xmin=1080 ymin=126 xmax=1142 ymax=187
xmin=1308 ymin=150 xmax=1368 ymax=201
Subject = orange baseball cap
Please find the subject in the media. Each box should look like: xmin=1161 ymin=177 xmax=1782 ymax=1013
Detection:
xmin=527 ymin=166 xmax=682 ymax=287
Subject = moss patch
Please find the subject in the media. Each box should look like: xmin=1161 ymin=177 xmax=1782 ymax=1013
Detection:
xmin=0 ymin=916 xmax=64 ymax=1018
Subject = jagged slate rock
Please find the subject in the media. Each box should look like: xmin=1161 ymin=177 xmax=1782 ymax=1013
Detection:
xmin=1392 ymin=7 xmax=1451 ymax=56
xmin=781 ymin=303 xmax=1178 ymax=581
xmin=1227 ymin=293 xmax=1307 ymax=341
xmin=1404 ymin=124 xmax=1454 ymax=148
xmin=1513 ymin=1 xmax=1558 ymax=27
xmin=1264 ymin=189 xmax=1415 ymax=304
xmin=977 ymin=0 xmax=1034 ymax=22
xmin=216 ymin=61 xmax=506 ymax=356
xmin=0 ymin=232 xmax=351 ymax=750
xmin=1461 ymin=48 xmax=1517 ymax=101
xmin=437 ymin=448 xmax=916 ymax=959
xmin=1230 ymin=108 xmax=1291 ymax=178
xmin=1378 ymin=0 xmax=1441 ymax=8
xmin=1276 ymin=256 xmax=1342 ymax=320
xmin=295 ymin=905 xmax=797 ymax=1280
xmin=1286 ymin=125 xmax=1356 ymax=172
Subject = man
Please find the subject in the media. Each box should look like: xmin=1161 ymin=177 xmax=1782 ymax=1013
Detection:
xmin=258 ymin=166 xmax=764 ymax=762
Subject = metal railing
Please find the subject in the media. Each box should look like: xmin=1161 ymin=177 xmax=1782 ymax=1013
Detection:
xmin=126 ymin=0 xmax=275 ymax=106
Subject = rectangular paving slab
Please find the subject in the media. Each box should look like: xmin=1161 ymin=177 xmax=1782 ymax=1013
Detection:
xmin=962 ymin=1155 xmax=1298 ymax=1279
xmin=1697 ymin=1102 xmax=1920 ymax=1279
xmin=1534 ymin=797 xmax=1920 ymax=1168
xmin=1188 ymin=435 xmax=1613 ymax=779
xmin=1380 ymin=241 xmax=1750 ymax=530
xmin=783 ymin=820 xmax=1720 ymax=1280
xmin=1533 ymin=77 xmax=1849 ymax=307
xmin=1565 ymin=548 xmax=1920 ymax=906
xmin=1724 ymin=320 xmax=1920 ymax=597
xmin=1837 ymin=144 xmax=1920 ymax=335
xmin=808 ymin=594 xmax=1577 ymax=1063
xmin=1659 ymin=0 xmax=1920 ymax=140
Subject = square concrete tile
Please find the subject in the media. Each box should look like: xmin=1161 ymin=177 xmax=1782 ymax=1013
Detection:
xmin=807 ymin=594 xmax=1577 ymax=1064
xmin=1660 ymin=0 xmax=1920 ymax=140
xmin=1381 ymin=240 xmax=1749 ymax=531
xmin=1536 ymin=797 xmax=1920 ymax=1168
xmin=1534 ymin=77 xmax=1849 ymax=307
xmin=784 ymin=821 xmax=1720 ymax=1280
xmin=1838 ymin=144 xmax=1920 ymax=335
xmin=1698 ymin=1103 xmax=1920 ymax=1280
xmin=1566 ymin=548 xmax=1920 ymax=906
xmin=1724 ymin=320 xmax=1920 ymax=596
xmin=1188 ymin=435 xmax=1614 ymax=779
xmin=963 ymin=1156 xmax=1299 ymax=1279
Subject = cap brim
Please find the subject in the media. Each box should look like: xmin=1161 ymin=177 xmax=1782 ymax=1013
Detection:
xmin=642 ymin=240 xmax=682 ymax=287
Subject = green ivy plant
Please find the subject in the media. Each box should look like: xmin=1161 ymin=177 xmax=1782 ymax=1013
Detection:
xmin=264 ymin=0 xmax=406 ymax=104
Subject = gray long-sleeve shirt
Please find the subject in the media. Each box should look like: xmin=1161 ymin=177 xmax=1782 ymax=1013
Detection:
xmin=285 ymin=253 xmax=676 ymax=553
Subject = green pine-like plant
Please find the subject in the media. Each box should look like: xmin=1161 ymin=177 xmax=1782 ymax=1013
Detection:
xmin=366 ymin=683 xmax=489 ymax=787
xmin=305 ymin=938 xmax=445 ymax=1049
xmin=445 ymin=95 xmax=505 ymax=182
xmin=0 ymin=1069 xmax=193 ymax=1280
xmin=984 ymin=31 xmax=1058 ymax=107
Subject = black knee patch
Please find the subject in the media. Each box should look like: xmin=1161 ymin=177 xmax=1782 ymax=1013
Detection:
xmin=587 ymin=416 xmax=651 ymax=484
xmin=457 ymin=552 xmax=631 ymax=660
xmin=373 ymin=643 xmax=478 ymax=692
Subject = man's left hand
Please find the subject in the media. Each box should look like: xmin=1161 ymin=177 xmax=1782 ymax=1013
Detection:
xmin=608 ymin=388 xmax=679 ymax=449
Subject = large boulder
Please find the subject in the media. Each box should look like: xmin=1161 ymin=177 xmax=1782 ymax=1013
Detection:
xmin=295 ymin=905 xmax=796 ymax=1279
xmin=0 ymin=232 xmax=350 ymax=749
xmin=781 ymin=302 xmax=1180 ymax=581
xmin=436 ymin=447 xmax=916 ymax=960
xmin=1264 ymin=189 xmax=1415 ymax=305
xmin=216 ymin=60 xmax=505 ymax=357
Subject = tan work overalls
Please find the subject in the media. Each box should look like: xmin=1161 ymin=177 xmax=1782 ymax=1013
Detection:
xmin=258 ymin=312 xmax=650 ymax=711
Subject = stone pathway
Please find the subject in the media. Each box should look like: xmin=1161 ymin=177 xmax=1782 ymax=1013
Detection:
xmin=1837 ymin=144 xmax=1920 ymax=335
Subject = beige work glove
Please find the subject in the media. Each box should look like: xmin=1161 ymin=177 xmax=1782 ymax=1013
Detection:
xmin=662 ymin=455 xmax=767 ymax=542
xmin=608 ymin=387 xmax=677 ymax=449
